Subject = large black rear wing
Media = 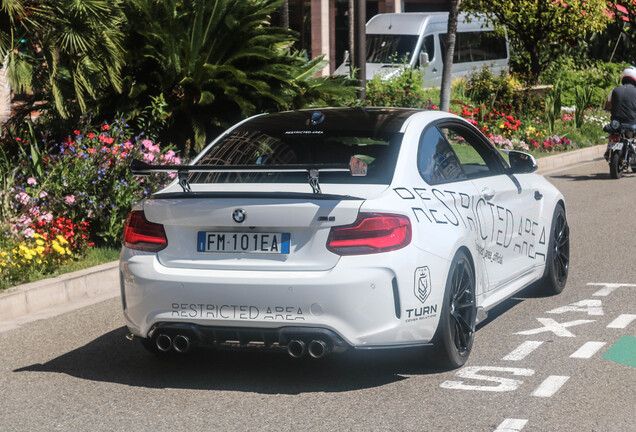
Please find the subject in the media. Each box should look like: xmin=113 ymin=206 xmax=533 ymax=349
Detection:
xmin=129 ymin=157 xmax=368 ymax=194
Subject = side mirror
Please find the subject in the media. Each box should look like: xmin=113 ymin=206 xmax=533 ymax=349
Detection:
xmin=507 ymin=151 xmax=538 ymax=174
xmin=419 ymin=52 xmax=430 ymax=67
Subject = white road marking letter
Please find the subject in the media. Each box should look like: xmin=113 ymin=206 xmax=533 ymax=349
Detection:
xmin=531 ymin=375 xmax=570 ymax=397
xmin=588 ymin=282 xmax=636 ymax=297
xmin=440 ymin=366 xmax=534 ymax=392
xmin=494 ymin=419 xmax=528 ymax=432
xmin=607 ymin=314 xmax=636 ymax=329
xmin=515 ymin=318 xmax=595 ymax=337
xmin=503 ymin=341 xmax=544 ymax=361
xmin=570 ymin=341 xmax=606 ymax=359
xmin=546 ymin=299 xmax=604 ymax=316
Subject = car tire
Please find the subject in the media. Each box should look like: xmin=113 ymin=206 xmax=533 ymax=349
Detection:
xmin=428 ymin=250 xmax=476 ymax=369
xmin=610 ymin=152 xmax=622 ymax=179
xmin=539 ymin=203 xmax=569 ymax=296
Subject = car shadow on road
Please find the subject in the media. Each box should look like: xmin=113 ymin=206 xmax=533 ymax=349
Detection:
xmin=14 ymin=326 xmax=450 ymax=394
xmin=476 ymin=282 xmax=544 ymax=330
xmin=548 ymin=171 xmax=635 ymax=181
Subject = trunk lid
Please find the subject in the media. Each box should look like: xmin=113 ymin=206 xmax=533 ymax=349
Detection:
xmin=143 ymin=194 xmax=364 ymax=271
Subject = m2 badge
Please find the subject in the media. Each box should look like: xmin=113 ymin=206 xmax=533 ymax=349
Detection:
xmin=414 ymin=266 xmax=431 ymax=303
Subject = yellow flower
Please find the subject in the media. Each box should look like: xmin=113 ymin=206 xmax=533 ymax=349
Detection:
xmin=36 ymin=239 xmax=44 ymax=246
xmin=52 ymin=242 xmax=65 ymax=255
xmin=56 ymin=235 xmax=69 ymax=245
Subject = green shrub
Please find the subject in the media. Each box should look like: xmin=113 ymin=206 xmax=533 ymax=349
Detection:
xmin=364 ymin=67 xmax=430 ymax=108
xmin=541 ymin=58 xmax=628 ymax=108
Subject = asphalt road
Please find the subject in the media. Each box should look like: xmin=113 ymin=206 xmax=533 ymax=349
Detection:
xmin=1 ymin=159 xmax=635 ymax=432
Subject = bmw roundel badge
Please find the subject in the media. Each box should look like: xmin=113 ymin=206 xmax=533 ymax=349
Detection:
xmin=232 ymin=209 xmax=246 ymax=223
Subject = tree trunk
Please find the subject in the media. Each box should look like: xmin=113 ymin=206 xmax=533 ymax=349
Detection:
xmin=440 ymin=0 xmax=460 ymax=112
xmin=280 ymin=1 xmax=289 ymax=29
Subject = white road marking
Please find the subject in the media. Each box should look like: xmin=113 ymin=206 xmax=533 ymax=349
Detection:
xmin=515 ymin=318 xmax=595 ymax=337
xmin=502 ymin=341 xmax=544 ymax=361
xmin=546 ymin=299 xmax=604 ymax=316
xmin=494 ymin=418 xmax=528 ymax=432
xmin=570 ymin=341 xmax=607 ymax=359
xmin=440 ymin=366 xmax=534 ymax=392
xmin=588 ymin=282 xmax=636 ymax=297
xmin=532 ymin=375 xmax=570 ymax=397
xmin=607 ymin=314 xmax=636 ymax=329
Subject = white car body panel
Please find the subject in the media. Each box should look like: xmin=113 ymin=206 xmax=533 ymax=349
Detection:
xmin=120 ymin=108 xmax=565 ymax=359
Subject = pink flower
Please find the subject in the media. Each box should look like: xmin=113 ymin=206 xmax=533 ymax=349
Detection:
xmin=142 ymin=139 xmax=161 ymax=154
xmin=39 ymin=213 xmax=53 ymax=223
xmin=27 ymin=177 xmax=36 ymax=185
xmin=39 ymin=191 xmax=48 ymax=198
xmin=16 ymin=192 xmax=30 ymax=205
xmin=142 ymin=152 xmax=156 ymax=163
xmin=65 ymin=195 xmax=76 ymax=204
xmin=24 ymin=228 xmax=35 ymax=238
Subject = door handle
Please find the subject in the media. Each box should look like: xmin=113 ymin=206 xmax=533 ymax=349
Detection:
xmin=482 ymin=188 xmax=495 ymax=200
xmin=534 ymin=191 xmax=543 ymax=200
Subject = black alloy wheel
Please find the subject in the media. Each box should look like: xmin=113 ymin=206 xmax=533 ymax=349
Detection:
xmin=541 ymin=204 xmax=570 ymax=295
xmin=429 ymin=250 xmax=476 ymax=369
xmin=552 ymin=207 xmax=570 ymax=287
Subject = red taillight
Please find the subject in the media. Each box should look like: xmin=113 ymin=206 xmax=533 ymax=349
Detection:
xmin=123 ymin=210 xmax=167 ymax=252
xmin=327 ymin=213 xmax=412 ymax=256
xmin=611 ymin=134 xmax=620 ymax=142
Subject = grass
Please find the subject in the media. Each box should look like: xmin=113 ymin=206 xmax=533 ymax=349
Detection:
xmin=0 ymin=246 xmax=120 ymax=292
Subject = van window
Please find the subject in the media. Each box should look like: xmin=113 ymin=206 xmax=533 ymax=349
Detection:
xmin=421 ymin=35 xmax=435 ymax=62
xmin=366 ymin=34 xmax=419 ymax=63
xmin=440 ymin=31 xmax=507 ymax=63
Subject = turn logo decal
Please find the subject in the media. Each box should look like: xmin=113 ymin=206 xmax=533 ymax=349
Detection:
xmin=414 ymin=266 xmax=431 ymax=303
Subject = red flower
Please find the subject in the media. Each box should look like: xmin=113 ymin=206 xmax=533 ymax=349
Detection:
xmin=74 ymin=130 xmax=81 ymax=135
xmin=102 ymin=124 xmax=110 ymax=131
xmin=87 ymin=132 xmax=95 ymax=139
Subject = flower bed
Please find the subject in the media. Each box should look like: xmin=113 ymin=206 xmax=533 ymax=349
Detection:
xmin=1 ymin=118 xmax=184 ymax=289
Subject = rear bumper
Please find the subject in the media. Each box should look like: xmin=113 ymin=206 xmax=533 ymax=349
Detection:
xmin=120 ymin=247 xmax=449 ymax=348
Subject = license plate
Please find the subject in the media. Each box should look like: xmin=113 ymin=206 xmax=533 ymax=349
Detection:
xmin=197 ymin=232 xmax=290 ymax=254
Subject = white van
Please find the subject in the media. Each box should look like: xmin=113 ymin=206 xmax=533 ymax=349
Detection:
xmin=334 ymin=12 xmax=509 ymax=88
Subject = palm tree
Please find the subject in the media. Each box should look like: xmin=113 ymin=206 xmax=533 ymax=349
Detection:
xmin=113 ymin=0 xmax=358 ymax=153
xmin=0 ymin=0 xmax=125 ymax=119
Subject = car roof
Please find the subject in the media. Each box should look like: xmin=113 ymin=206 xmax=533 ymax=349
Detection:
xmin=241 ymin=107 xmax=423 ymax=135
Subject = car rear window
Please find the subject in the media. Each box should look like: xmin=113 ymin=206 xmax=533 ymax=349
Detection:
xmin=190 ymin=109 xmax=412 ymax=185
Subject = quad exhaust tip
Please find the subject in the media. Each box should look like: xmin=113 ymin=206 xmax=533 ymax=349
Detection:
xmin=155 ymin=334 xmax=191 ymax=353
xmin=156 ymin=334 xmax=172 ymax=352
xmin=287 ymin=339 xmax=329 ymax=359
xmin=287 ymin=340 xmax=306 ymax=358
xmin=308 ymin=339 xmax=328 ymax=359
xmin=173 ymin=335 xmax=191 ymax=353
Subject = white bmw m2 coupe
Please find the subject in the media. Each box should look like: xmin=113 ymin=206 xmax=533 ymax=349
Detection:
xmin=120 ymin=107 xmax=569 ymax=368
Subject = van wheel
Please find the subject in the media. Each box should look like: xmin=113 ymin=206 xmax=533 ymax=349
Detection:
xmin=429 ymin=250 xmax=476 ymax=369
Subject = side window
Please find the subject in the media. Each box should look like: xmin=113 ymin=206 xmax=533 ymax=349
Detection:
xmin=437 ymin=125 xmax=503 ymax=178
xmin=418 ymin=126 xmax=466 ymax=184
xmin=440 ymin=31 xmax=508 ymax=64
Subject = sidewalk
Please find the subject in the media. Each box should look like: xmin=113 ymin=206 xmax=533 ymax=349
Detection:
xmin=0 ymin=144 xmax=606 ymax=329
